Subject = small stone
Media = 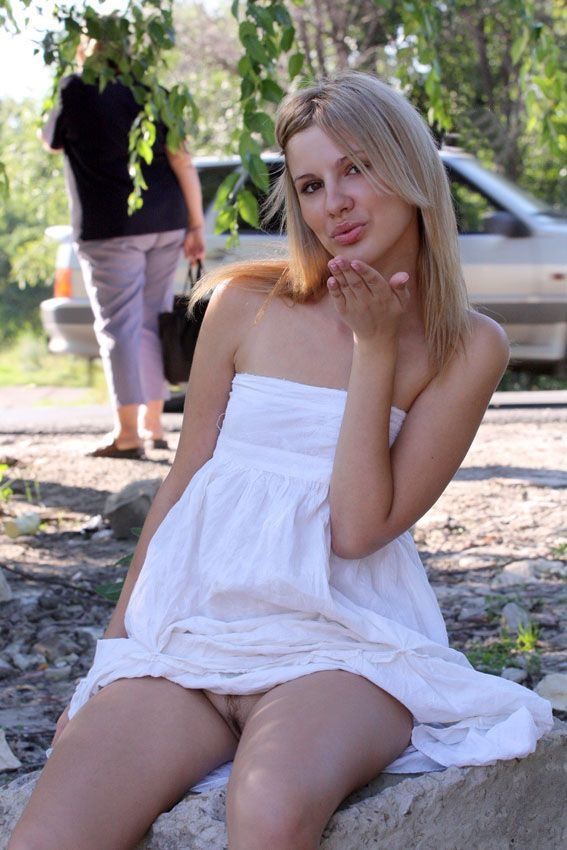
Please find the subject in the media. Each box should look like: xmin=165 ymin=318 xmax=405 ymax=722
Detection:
xmin=500 ymin=602 xmax=531 ymax=635
xmin=9 ymin=652 xmax=44 ymax=672
xmin=533 ymin=559 xmax=567 ymax=579
xmin=501 ymin=667 xmax=528 ymax=684
xmin=0 ymin=730 xmax=21 ymax=771
xmin=0 ymin=570 xmax=12 ymax=603
xmin=104 ymin=478 xmax=162 ymax=539
xmin=0 ymin=658 xmax=15 ymax=679
xmin=535 ymin=673 xmax=567 ymax=710
xmin=494 ymin=561 xmax=539 ymax=585
xmin=3 ymin=511 xmax=41 ymax=538
xmin=44 ymin=665 xmax=71 ymax=682
xmin=457 ymin=605 xmax=487 ymax=623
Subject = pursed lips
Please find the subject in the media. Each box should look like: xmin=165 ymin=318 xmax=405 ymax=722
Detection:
xmin=330 ymin=221 xmax=366 ymax=245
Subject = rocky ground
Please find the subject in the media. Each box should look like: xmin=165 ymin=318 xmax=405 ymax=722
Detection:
xmin=0 ymin=406 xmax=566 ymax=787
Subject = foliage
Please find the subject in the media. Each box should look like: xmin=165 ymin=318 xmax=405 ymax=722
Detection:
xmin=393 ymin=0 xmax=566 ymax=203
xmin=0 ymin=464 xmax=14 ymax=504
xmin=1 ymin=0 xmax=565 ymax=242
xmin=0 ymin=98 xmax=68 ymax=342
xmin=466 ymin=621 xmax=541 ymax=675
xmin=168 ymin=2 xmax=242 ymax=155
xmin=94 ymin=530 xmax=141 ymax=602
xmin=0 ymin=334 xmax=106 ymax=396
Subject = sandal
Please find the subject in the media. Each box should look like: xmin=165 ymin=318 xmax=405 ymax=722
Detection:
xmin=87 ymin=439 xmax=146 ymax=460
xmin=149 ymin=437 xmax=169 ymax=450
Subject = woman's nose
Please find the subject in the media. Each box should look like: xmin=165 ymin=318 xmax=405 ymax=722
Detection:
xmin=326 ymin=185 xmax=353 ymax=217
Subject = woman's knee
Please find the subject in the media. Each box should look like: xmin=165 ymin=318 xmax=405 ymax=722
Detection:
xmin=8 ymin=823 xmax=60 ymax=850
xmin=227 ymin=770 xmax=323 ymax=850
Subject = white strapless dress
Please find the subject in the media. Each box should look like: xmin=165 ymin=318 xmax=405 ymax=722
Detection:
xmin=68 ymin=373 xmax=552 ymax=787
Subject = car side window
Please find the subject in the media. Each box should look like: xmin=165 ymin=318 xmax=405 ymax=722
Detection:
xmin=447 ymin=171 xmax=500 ymax=234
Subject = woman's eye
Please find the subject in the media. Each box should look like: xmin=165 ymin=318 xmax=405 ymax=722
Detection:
xmin=301 ymin=181 xmax=321 ymax=194
xmin=347 ymin=162 xmax=370 ymax=175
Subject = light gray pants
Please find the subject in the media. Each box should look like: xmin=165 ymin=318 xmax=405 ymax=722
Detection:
xmin=76 ymin=229 xmax=185 ymax=407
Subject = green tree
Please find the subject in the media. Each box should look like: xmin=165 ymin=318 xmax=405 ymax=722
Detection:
xmin=0 ymin=98 xmax=68 ymax=343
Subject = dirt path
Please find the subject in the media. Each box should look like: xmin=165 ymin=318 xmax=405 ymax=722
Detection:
xmin=0 ymin=407 xmax=565 ymax=785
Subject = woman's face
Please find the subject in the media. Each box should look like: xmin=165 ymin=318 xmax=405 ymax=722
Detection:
xmin=286 ymin=125 xmax=418 ymax=274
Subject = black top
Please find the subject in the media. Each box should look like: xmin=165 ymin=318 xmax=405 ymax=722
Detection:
xmin=43 ymin=75 xmax=187 ymax=241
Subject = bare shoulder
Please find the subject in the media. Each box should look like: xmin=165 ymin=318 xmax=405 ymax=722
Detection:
xmin=203 ymin=279 xmax=269 ymax=330
xmin=464 ymin=311 xmax=510 ymax=371
xmin=409 ymin=311 xmax=509 ymax=422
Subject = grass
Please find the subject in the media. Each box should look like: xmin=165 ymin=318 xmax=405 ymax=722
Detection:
xmin=497 ymin=368 xmax=567 ymax=392
xmin=0 ymin=333 xmax=107 ymax=402
xmin=0 ymin=333 xmax=565 ymax=402
xmin=551 ymin=542 xmax=567 ymax=560
xmin=466 ymin=622 xmax=541 ymax=676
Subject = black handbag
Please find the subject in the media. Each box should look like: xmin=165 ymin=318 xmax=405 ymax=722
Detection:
xmin=158 ymin=261 xmax=208 ymax=384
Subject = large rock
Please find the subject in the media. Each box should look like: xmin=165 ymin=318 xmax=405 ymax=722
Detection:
xmin=1 ymin=722 xmax=565 ymax=849
xmin=104 ymin=478 xmax=162 ymax=539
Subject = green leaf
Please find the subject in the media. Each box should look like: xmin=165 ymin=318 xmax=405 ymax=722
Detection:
xmin=288 ymin=52 xmax=304 ymax=80
xmin=137 ymin=140 xmax=153 ymax=164
xmin=241 ymin=74 xmax=256 ymax=100
xmin=511 ymin=30 xmax=530 ymax=66
xmin=94 ymin=580 xmax=124 ymax=603
xmin=243 ymin=35 xmax=270 ymax=66
xmin=272 ymin=4 xmax=293 ymax=27
xmin=251 ymin=6 xmax=275 ymax=35
xmin=245 ymin=111 xmax=275 ymax=146
xmin=238 ymin=55 xmax=252 ymax=77
xmin=239 ymin=21 xmax=257 ymax=41
xmin=247 ymin=154 xmax=270 ymax=192
xmin=260 ymin=78 xmax=284 ymax=104
xmin=239 ymin=130 xmax=261 ymax=161
xmin=280 ymin=25 xmax=295 ymax=53
xmin=237 ymin=189 xmax=260 ymax=227
xmin=215 ymin=204 xmax=238 ymax=235
xmin=214 ymin=170 xmax=240 ymax=207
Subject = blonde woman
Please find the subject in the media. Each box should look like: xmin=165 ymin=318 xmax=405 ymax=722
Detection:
xmin=11 ymin=72 xmax=551 ymax=850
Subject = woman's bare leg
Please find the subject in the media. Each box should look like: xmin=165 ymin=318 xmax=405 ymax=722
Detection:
xmin=226 ymin=671 xmax=412 ymax=850
xmin=9 ymin=677 xmax=238 ymax=850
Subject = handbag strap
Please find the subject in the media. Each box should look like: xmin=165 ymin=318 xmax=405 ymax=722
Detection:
xmin=182 ymin=260 xmax=204 ymax=296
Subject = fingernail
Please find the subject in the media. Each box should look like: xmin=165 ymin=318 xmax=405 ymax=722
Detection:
xmin=328 ymin=277 xmax=338 ymax=288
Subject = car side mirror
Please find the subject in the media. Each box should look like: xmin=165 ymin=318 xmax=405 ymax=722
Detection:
xmin=484 ymin=211 xmax=530 ymax=238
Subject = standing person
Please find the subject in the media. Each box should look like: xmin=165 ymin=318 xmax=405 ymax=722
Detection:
xmin=41 ymin=39 xmax=206 ymax=458
xmin=12 ymin=72 xmax=552 ymax=850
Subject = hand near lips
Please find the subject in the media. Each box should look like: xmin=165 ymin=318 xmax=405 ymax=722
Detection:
xmin=327 ymin=256 xmax=410 ymax=342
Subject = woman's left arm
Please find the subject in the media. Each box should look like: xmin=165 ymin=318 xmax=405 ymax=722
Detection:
xmin=329 ymin=306 xmax=509 ymax=559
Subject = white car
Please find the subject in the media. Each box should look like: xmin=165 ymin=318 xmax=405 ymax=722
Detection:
xmin=41 ymin=149 xmax=567 ymax=369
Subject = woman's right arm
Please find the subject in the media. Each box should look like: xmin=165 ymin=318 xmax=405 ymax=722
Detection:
xmin=103 ymin=281 xmax=261 ymax=639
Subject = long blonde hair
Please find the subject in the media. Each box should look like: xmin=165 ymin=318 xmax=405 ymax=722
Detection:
xmin=191 ymin=71 xmax=470 ymax=370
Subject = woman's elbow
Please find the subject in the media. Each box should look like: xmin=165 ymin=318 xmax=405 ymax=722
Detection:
xmin=330 ymin=528 xmax=392 ymax=560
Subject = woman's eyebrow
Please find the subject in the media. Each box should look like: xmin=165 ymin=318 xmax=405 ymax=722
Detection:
xmin=292 ymin=153 xmax=366 ymax=184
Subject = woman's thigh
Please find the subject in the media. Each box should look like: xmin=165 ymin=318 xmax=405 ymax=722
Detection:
xmin=9 ymin=677 xmax=238 ymax=850
xmin=226 ymin=670 xmax=412 ymax=850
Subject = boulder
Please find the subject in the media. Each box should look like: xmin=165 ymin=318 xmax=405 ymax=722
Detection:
xmin=535 ymin=674 xmax=567 ymax=711
xmin=104 ymin=478 xmax=162 ymax=539
xmin=500 ymin=601 xmax=531 ymax=634
xmin=0 ymin=570 xmax=12 ymax=603
xmin=1 ymin=722 xmax=565 ymax=850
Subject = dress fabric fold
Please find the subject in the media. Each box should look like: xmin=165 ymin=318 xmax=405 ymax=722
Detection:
xmin=68 ymin=372 xmax=553 ymax=788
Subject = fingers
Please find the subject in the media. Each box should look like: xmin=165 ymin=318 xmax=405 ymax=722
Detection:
xmin=327 ymin=276 xmax=347 ymax=312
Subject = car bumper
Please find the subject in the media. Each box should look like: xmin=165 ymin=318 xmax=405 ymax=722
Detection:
xmin=40 ymin=297 xmax=99 ymax=359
